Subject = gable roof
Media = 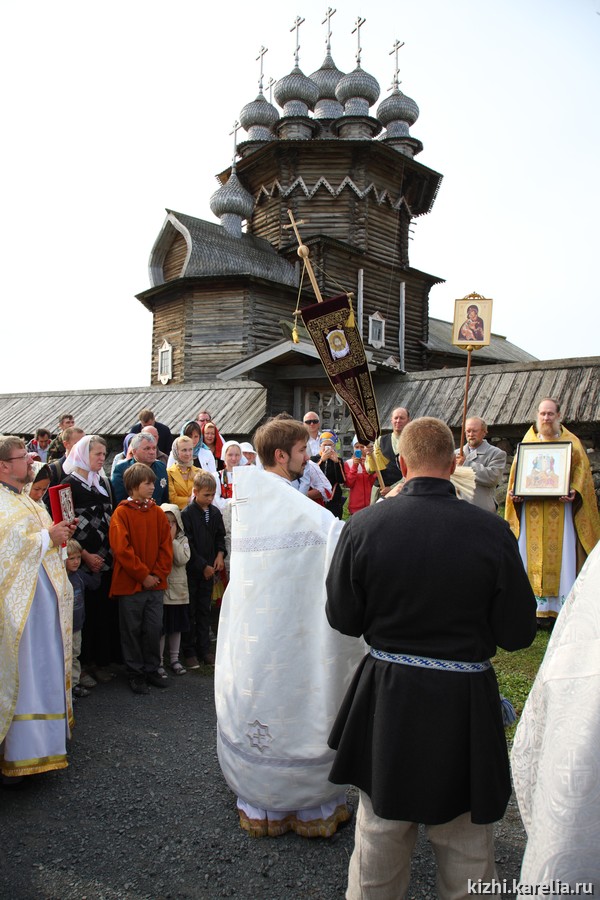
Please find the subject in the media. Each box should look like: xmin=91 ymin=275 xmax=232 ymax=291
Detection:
xmin=0 ymin=381 xmax=267 ymax=438
xmin=424 ymin=318 xmax=538 ymax=365
xmin=376 ymin=357 xmax=600 ymax=429
xmin=147 ymin=210 xmax=297 ymax=288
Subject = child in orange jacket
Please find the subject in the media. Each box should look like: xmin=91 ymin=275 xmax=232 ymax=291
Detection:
xmin=109 ymin=463 xmax=173 ymax=695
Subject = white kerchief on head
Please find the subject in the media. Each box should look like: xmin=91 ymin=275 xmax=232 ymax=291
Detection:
xmin=63 ymin=435 xmax=108 ymax=496
xmin=221 ymin=440 xmax=247 ymax=466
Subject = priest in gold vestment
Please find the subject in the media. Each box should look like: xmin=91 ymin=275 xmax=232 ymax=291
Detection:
xmin=505 ymin=399 xmax=600 ymax=624
xmin=1 ymin=436 xmax=76 ymax=784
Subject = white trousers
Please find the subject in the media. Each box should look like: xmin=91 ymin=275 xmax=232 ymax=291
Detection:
xmin=347 ymin=791 xmax=497 ymax=900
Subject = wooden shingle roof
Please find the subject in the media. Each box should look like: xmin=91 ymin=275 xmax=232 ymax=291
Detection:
xmin=376 ymin=357 xmax=600 ymax=430
xmin=425 ymin=318 xmax=538 ymax=365
xmin=0 ymin=381 xmax=267 ymax=438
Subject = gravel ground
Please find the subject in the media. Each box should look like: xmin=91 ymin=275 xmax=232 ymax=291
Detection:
xmin=0 ymin=666 xmax=526 ymax=899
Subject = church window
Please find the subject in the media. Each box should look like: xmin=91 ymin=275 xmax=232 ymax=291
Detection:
xmin=368 ymin=312 xmax=386 ymax=349
xmin=158 ymin=339 xmax=173 ymax=385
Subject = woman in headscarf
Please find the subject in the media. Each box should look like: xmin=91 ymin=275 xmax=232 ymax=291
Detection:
xmin=219 ymin=440 xmax=247 ymax=502
xmin=167 ymin=435 xmax=196 ymax=510
xmin=23 ymin=461 xmax=52 ymax=506
xmin=202 ymin=422 xmax=225 ymax=472
xmin=168 ymin=421 xmax=216 ymax=473
xmin=61 ymin=435 xmax=115 ymax=684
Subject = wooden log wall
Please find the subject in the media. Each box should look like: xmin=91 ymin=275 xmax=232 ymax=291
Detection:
xmin=185 ymin=284 xmax=250 ymax=379
xmin=237 ymin=140 xmax=441 ymax=372
xmin=151 ymin=295 xmax=187 ymax=384
xmin=162 ymin=232 xmax=188 ymax=281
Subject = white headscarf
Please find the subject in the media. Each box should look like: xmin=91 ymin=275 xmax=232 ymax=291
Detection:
xmin=63 ymin=435 xmax=108 ymax=496
xmin=221 ymin=440 xmax=247 ymax=467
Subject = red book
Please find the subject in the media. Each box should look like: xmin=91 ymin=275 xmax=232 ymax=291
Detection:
xmin=47 ymin=484 xmax=75 ymax=559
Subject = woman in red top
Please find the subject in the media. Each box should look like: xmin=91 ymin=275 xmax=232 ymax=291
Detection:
xmin=344 ymin=437 xmax=376 ymax=515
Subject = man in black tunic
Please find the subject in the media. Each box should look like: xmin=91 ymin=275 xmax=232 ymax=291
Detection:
xmin=326 ymin=417 xmax=536 ymax=899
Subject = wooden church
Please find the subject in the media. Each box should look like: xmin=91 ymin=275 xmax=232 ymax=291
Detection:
xmin=136 ymin=18 xmax=533 ymax=432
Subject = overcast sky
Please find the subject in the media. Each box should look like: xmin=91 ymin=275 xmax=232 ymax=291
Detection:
xmin=1 ymin=0 xmax=598 ymax=395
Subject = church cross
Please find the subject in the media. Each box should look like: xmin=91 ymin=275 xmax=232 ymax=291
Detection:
xmin=322 ymin=7 xmax=336 ymax=53
xmin=256 ymin=45 xmax=268 ymax=93
xmin=352 ymin=16 xmax=366 ymax=67
xmin=290 ymin=15 xmax=305 ymax=67
xmin=266 ymin=76 xmax=276 ymax=104
xmin=389 ymin=39 xmax=405 ymax=91
xmin=229 ymin=120 xmax=240 ymax=168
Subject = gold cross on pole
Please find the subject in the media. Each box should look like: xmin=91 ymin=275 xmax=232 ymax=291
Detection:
xmin=284 ymin=209 xmax=323 ymax=303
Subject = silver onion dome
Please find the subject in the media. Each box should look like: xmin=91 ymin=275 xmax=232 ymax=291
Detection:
xmin=239 ymin=91 xmax=280 ymax=141
xmin=209 ymin=171 xmax=254 ymax=221
xmin=377 ymin=88 xmax=419 ymax=136
xmin=309 ymin=52 xmax=345 ymax=119
xmin=335 ymin=65 xmax=380 ymax=116
xmin=274 ymin=65 xmax=319 ymax=116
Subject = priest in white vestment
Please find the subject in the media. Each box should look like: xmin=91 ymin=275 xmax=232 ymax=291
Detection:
xmin=512 ymin=541 xmax=600 ymax=888
xmin=1 ymin=436 xmax=76 ymax=784
xmin=215 ymin=417 xmax=364 ymax=837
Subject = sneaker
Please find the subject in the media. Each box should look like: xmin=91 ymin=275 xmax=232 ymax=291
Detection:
xmin=72 ymin=684 xmax=90 ymax=698
xmin=79 ymin=673 xmax=97 ymax=689
xmin=170 ymin=661 xmax=186 ymax=676
xmin=184 ymin=656 xmax=200 ymax=669
xmin=202 ymin=652 xmax=216 ymax=666
xmin=146 ymin=671 xmax=169 ymax=689
xmin=130 ymin=676 xmax=149 ymax=695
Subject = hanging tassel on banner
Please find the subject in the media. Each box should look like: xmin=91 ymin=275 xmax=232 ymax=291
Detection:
xmin=345 ymin=294 xmax=355 ymax=329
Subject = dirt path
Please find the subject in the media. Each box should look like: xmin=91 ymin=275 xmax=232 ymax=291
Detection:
xmin=0 ymin=668 xmax=526 ymax=899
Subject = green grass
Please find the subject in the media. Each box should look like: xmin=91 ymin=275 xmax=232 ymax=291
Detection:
xmin=492 ymin=629 xmax=551 ymax=740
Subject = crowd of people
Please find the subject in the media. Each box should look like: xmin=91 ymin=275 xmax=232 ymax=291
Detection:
xmin=2 ymin=398 xmax=599 ymax=897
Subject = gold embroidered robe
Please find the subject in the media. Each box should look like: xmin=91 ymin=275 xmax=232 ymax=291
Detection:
xmin=0 ymin=486 xmax=74 ymax=772
xmin=505 ymin=425 xmax=600 ymax=597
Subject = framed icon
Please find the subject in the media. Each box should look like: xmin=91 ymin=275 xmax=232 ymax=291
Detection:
xmin=513 ymin=441 xmax=572 ymax=498
xmin=452 ymin=295 xmax=493 ymax=347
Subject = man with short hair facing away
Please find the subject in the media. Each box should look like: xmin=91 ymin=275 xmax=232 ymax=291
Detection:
xmin=111 ymin=433 xmax=169 ymax=505
xmin=303 ymin=411 xmax=321 ymax=457
xmin=365 ymin=406 xmax=410 ymax=497
xmin=326 ymin=417 xmax=537 ymax=898
xmin=215 ymin=418 xmax=364 ymax=838
xmin=505 ymin=397 xmax=600 ymax=627
xmin=109 ymin=463 xmax=173 ymax=695
xmin=456 ymin=416 xmax=507 ymax=513
xmin=0 ymin=436 xmax=77 ymax=784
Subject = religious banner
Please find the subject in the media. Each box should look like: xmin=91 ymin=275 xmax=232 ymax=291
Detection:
xmin=301 ymin=293 xmax=380 ymax=444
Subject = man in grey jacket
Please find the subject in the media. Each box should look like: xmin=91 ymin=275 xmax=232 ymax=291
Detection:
xmin=456 ymin=416 xmax=506 ymax=513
